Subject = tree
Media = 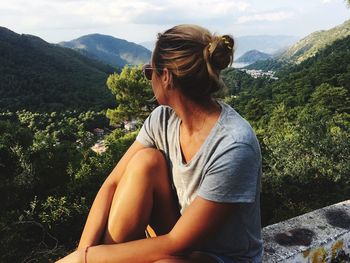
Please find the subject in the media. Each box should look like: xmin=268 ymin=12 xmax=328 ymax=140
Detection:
xmin=310 ymin=83 xmax=350 ymax=112
xmin=261 ymin=103 xmax=350 ymax=225
xmin=106 ymin=65 xmax=156 ymax=125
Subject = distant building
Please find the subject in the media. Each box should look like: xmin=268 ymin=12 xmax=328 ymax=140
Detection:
xmin=91 ymin=140 xmax=107 ymax=154
xmin=241 ymin=69 xmax=278 ymax=80
xmin=124 ymin=120 xmax=137 ymax=131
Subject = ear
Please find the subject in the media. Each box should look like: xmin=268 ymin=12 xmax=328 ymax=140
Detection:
xmin=161 ymin=68 xmax=173 ymax=90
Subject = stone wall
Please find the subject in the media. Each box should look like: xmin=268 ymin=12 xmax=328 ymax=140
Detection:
xmin=262 ymin=200 xmax=350 ymax=262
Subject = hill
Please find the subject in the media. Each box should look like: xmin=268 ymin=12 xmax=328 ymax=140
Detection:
xmin=279 ymin=19 xmax=350 ymax=63
xmin=236 ymin=50 xmax=272 ymax=64
xmin=59 ymin=34 xmax=151 ymax=68
xmin=0 ymin=27 xmax=116 ymax=112
xmin=139 ymin=35 xmax=298 ymax=58
xmin=223 ymin=35 xmax=350 ymax=114
xmin=223 ymin=35 xmax=350 ymax=226
xmin=273 ymin=35 xmax=350 ymax=105
xmin=234 ymin=35 xmax=299 ymax=58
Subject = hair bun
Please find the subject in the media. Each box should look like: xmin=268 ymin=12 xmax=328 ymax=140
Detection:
xmin=208 ymin=35 xmax=234 ymax=70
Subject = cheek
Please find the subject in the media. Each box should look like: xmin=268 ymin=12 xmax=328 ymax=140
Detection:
xmin=151 ymin=81 xmax=158 ymax=96
xmin=152 ymin=86 xmax=166 ymax=104
xmin=151 ymin=83 xmax=159 ymax=98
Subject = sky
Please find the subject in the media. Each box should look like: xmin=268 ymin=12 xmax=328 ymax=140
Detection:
xmin=0 ymin=0 xmax=349 ymax=44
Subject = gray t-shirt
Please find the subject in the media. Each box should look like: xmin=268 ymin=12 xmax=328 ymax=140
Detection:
xmin=136 ymin=101 xmax=263 ymax=262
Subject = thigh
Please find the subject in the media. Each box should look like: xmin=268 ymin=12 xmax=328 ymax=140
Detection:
xmin=115 ymin=148 xmax=180 ymax=236
xmin=142 ymin=149 xmax=181 ymax=235
xmin=102 ymin=148 xmax=180 ymax=243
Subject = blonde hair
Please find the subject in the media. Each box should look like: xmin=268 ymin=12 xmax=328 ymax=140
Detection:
xmin=152 ymin=24 xmax=234 ymax=102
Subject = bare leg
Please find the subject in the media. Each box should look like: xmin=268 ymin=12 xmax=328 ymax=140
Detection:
xmin=103 ymin=148 xmax=180 ymax=244
xmin=153 ymin=252 xmax=218 ymax=263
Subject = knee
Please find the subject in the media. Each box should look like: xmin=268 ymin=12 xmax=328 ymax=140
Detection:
xmin=128 ymin=148 xmax=168 ymax=174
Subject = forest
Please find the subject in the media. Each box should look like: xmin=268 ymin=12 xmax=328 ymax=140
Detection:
xmin=0 ymin=34 xmax=349 ymax=262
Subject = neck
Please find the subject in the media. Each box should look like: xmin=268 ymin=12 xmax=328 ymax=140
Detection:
xmin=169 ymin=93 xmax=221 ymax=135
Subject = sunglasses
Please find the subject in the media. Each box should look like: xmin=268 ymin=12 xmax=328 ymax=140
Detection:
xmin=142 ymin=64 xmax=162 ymax=80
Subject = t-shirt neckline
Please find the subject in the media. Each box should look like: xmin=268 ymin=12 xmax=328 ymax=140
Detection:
xmin=176 ymin=102 xmax=225 ymax=167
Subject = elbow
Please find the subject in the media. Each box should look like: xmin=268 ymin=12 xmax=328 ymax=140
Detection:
xmin=163 ymin=233 xmax=194 ymax=258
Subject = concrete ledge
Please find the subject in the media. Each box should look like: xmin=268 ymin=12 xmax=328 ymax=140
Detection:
xmin=262 ymin=200 xmax=350 ymax=262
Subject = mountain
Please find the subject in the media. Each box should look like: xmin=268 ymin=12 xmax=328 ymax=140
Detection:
xmin=279 ymin=19 xmax=350 ymax=64
xmin=276 ymin=35 xmax=350 ymax=94
xmin=264 ymin=35 xmax=350 ymax=106
xmin=222 ymin=34 xmax=350 ymax=118
xmin=234 ymin=35 xmax=299 ymax=58
xmin=139 ymin=35 xmax=299 ymax=59
xmin=235 ymin=50 xmax=272 ymax=64
xmin=59 ymin=34 xmax=152 ymax=68
xmin=0 ymin=27 xmax=116 ymax=112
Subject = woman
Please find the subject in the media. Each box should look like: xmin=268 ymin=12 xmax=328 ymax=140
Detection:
xmin=57 ymin=24 xmax=263 ymax=263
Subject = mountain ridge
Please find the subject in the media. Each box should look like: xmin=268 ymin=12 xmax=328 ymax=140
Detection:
xmin=279 ymin=19 xmax=350 ymax=63
xmin=244 ymin=19 xmax=350 ymax=70
xmin=139 ymin=35 xmax=299 ymax=58
xmin=59 ymin=34 xmax=151 ymax=68
xmin=0 ymin=26 xmax=115 ymax=112
xmin=236 ymin=49 xmax=272 ymax=64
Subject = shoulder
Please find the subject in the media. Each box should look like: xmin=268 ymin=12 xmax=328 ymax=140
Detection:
xmin=145 ymin=105 xmax=176 ymax=126
xmin=144 ymin=105 xmax=178 ymax=133
xmin=149 ymin=105 xmax=175 ymax=119
xmin=137 ymin=105 xmax=176 ymax=148
xmin=216 ymin=101 xmax=260 ymax=155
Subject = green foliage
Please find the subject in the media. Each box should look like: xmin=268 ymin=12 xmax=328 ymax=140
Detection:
xmin=0 ymin=109 xmax=120 ymax=262
xmin=105 ymin=129 xmax=138 ymax=160
xmin=310 ymin=83 xmax=350 ymax=112
xmin=262 ymin=104 xmax=350 ymax=224
xmin=223 ymin=36 xmax=350 ymax=117
xmin=0 ymin=195 xmax=89 ymax=262
xmin=106 ymin=65 xmax=156 ymax=125
xmin=0 ymin=119 xmax=34 ymax=212
xmin=0 ymin=27 xmax=116 ymax=112
xmin=222 ymin=35 xmax=350 ymax=225
xmin=1 ymin=27 xmax=350 ymax=261
xmin=38 ymin=196 xmax=89 ymax=236
xmin=0 ymin=110 xmax=112 ymax=216
xmin=0 ymin=220 xmax=65 ymax=262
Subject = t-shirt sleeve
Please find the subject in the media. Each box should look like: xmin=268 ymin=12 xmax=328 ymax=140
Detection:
xmin=198 ymin=142 xmax=261 ymax=203
xmin=136 ymin=106 xmax=163 ymax=148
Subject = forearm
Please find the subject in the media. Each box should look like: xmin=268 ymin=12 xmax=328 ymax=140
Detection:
xmin=78 ymin=181 xmax=117 ymax=249
xmin=87 ymin=234 xmax=181 ymax=263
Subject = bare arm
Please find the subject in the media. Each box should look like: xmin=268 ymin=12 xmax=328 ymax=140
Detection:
xmin=82 ymin=197 xmax=235 ymax=262
xmin=77 ymin=141 xmax=146 ymax=249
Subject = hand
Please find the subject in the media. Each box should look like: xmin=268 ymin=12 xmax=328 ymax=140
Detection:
xmin=55 ymin=249 xmax=84 ymax=263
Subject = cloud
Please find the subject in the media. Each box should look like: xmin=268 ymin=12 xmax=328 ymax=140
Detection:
xmin=1 ymin=0 xmax=348 ymax=43
xmin=63 ymin=0 xmax=252 ymax=25
xmin=120 ymin=0 xmax=252 ymax=25
xmin=0 ymin=0 xmax=252 ymax=27
xmin=237 ymin=11 xmax=295 ymax=24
